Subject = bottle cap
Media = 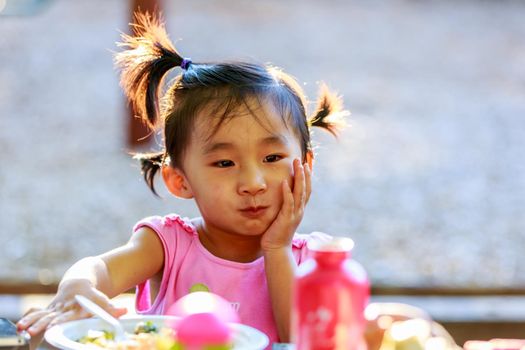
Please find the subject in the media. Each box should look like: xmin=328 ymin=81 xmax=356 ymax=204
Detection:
xmin=307 ymin=237 xmax=354 ymax=252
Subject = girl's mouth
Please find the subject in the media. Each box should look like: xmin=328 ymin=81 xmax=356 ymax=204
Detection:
xmin=239 ymin=206 xmax=268 ymax=218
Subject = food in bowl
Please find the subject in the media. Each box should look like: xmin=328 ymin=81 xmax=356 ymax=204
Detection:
xmin=76 ymin=320 xmax=231 ymax=350
xmin=45 ymin=316 xmax=269 ymax=350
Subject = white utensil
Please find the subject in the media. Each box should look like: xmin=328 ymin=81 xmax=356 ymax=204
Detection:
xmin=74 ymin=295 xmax=127 ymax=341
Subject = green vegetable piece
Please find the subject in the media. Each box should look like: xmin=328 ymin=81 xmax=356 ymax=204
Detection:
xmin=103 ymin=330 xmax=115 ymax=340
xmin=134 ymin=320 xmax=159 ymax=334
xmin=189 ymin=283 xmax=210 ymax=293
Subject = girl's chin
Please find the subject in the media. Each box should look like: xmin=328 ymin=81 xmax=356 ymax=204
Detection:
xmin=237 ymin=225 xmax=269 ymax=237
xmin=234 ymin=220 xmax=273 ymax=236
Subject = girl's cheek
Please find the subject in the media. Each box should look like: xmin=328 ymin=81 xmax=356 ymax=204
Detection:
xmin=266 ymin=161 xmax=294 ymax=187
xmin=283 ymin=163 xmax=295 ymax=187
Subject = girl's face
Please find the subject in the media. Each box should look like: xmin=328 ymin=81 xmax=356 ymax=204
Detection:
xmin=180 ymin=99 xmax=304 ymax=237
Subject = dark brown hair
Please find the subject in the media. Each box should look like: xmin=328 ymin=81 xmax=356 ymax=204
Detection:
xmin=115 ymin=12 xmax=348 ymax=195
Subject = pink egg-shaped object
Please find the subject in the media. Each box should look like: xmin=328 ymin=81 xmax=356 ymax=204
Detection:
xmin=167 ymin=292 xmax=239 ymax=323
xmin=176 ymin=312 xmax=232 ymax=347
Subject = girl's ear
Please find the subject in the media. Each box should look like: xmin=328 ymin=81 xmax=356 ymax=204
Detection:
xmin=305 ymin=151 xmax=314 ymax=172
xmin=162 ymin=166 xmax=194 ymax=199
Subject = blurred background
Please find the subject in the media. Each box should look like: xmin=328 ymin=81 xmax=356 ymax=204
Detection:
xmin=1 ymin=0 xmax=525 ymax=333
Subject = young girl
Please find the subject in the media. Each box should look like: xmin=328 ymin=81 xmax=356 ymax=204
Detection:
xmin=17 ymin=13 xmax=348 ymax=347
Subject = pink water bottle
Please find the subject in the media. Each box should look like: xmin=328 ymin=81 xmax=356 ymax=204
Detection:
xmin=292 ymin=237 xmax=370 ymax=350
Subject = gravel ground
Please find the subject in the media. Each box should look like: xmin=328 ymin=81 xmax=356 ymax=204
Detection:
xmin=1 ymin=0 xmax=524 ymax=289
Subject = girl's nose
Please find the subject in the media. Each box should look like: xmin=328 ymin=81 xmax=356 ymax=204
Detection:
xmin=238 ymin=166 xmax=267 ymax=196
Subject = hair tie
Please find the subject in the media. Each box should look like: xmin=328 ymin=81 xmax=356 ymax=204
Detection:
xmin=180 ymin=58 xmax=192 ymax=70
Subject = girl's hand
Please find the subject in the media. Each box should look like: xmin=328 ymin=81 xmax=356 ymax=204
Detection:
xmin=261 ymin=158 xmax=311 ymax=252
xmin=16 ymin=279 xmax=127 ymax=338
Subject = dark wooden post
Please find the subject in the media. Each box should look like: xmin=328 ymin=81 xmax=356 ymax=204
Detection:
xmin=127 ymin=0 xmax=163 ymax=148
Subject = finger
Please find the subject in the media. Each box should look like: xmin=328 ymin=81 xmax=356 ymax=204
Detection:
xmin=304 ymin=161 xmax=312 ymax=204
xmin=26 ymin=311 xmax=60 ymax=336
xmin=48 ymin=309 xmax=92 ymax=328
xmin=17 ymin=309 xmax=51 ymax=330
xmin=77 ymin=291 xmax=128 ymax=319
xmin=110 ymin=307 xmax=128 ymax=318
xmin=280 ymin=179 xmax=294 ymax=217
xmin=292 ymin=159 xmax=305 ymax=209
xmin=89 ymin=291 xmax=127 ymax=317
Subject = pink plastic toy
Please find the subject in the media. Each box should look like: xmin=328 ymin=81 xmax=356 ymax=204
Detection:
xmin=167 ymin=291 xmax=239 ymax=323
xmin=167 ymin=292 xmax=239 ymax=349
xmin=176 ymin=312 xmax=232 ymax=349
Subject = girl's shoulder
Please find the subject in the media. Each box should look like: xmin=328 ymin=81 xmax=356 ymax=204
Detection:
xmin=133 ymin=214 xmax=197 ymax=241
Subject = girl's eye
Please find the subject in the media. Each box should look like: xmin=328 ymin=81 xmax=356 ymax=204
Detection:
xmin=214 ymin=160 xmax=235 ymax=168
xmin=264 ymin=154 xmax=283 ymax=163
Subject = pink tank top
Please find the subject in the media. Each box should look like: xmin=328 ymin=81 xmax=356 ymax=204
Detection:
xmin=133 ymin=214 xmax=331 ymax=346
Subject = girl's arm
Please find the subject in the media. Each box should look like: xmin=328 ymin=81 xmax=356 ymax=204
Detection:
xmin=17 ymin=227 xmax=163 ymax=338
xmin=97 ymin=226 xmax=165 ymax=297
xmin=261 ymin=159 xmax=311 ymax=342
xmin=263 ymin=247 xmax=296 ymax=342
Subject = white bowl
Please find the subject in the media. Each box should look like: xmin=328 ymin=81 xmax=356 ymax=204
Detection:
xmin=45 ymin=315 xmax=269 ymax=350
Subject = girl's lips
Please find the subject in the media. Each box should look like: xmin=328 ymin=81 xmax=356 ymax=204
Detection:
xmin=239 ymin=206 xmax=268 ymax=218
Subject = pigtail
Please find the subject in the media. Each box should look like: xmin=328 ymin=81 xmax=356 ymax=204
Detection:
xmin=308 ymin=83 xmax=349 ymax=137
xmin=114 ymin=12 xmax=185 ymax=128
xmin=132 ymin=151 xmax=166 ymax=196
xmin=116 ymin=12 xmax=188 ymax=195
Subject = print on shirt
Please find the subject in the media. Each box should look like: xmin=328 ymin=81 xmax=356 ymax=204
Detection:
xmin=189 ymin=283 xmax=210 ymax=293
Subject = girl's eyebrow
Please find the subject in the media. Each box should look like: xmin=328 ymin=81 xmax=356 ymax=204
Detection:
xmin=202 ymin=142 xmax=234 ymax=155
xmin=202 ymin=135 xmax=289 ymax=155
xmin=261 ymin=135 xmax=289 ymax=147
